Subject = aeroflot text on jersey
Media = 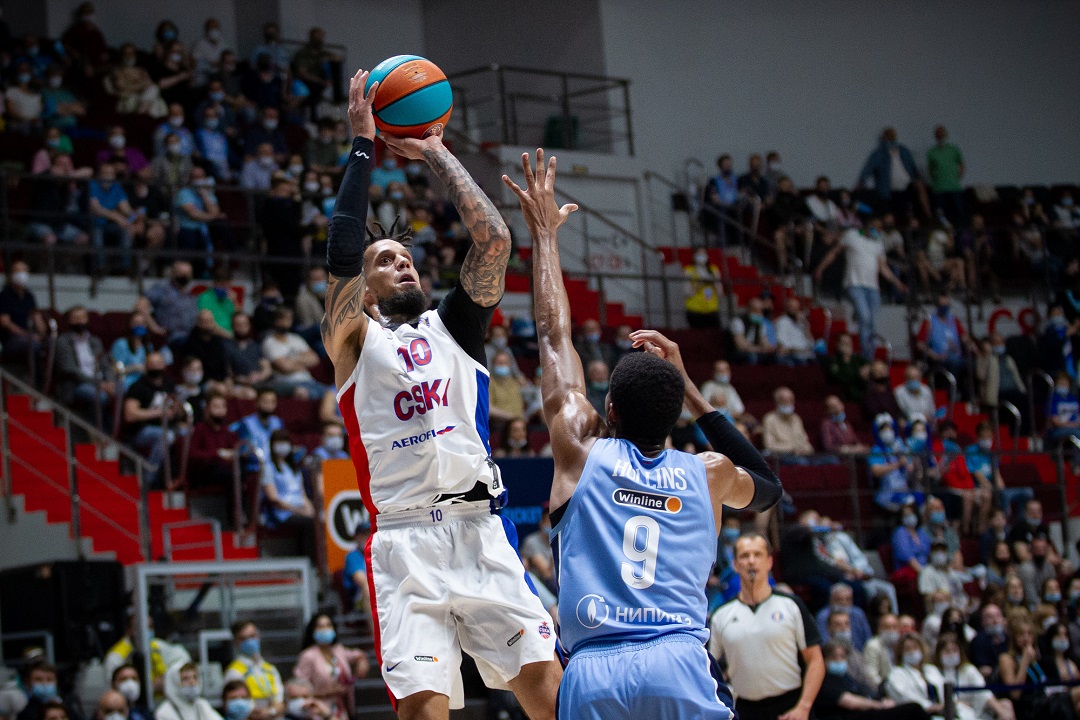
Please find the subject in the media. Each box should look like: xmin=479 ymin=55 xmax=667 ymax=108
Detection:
xmin=611 ymin=459 xmax=688 ymax=491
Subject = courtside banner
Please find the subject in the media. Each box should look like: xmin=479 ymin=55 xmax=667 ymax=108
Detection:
xmin=323 ymin=459 xmax=367 ymax=574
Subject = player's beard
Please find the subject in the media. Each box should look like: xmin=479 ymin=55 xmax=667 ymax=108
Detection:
xmin=378 ymin=287 xmax=427 ymax=322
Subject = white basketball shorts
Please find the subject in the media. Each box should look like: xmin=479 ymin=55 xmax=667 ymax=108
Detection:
xmin=365 ymin=502 xmax=557 ymax=709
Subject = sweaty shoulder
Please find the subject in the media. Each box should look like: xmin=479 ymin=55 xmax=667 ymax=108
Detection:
xmin=436 ymin=283 xmax=494 ymax=366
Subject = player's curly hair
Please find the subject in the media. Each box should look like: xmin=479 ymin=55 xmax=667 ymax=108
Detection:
xmin=363 ymin=218 xmax=413 ymax=254
xmin=608 ymin=352 xmax=685 ymax=448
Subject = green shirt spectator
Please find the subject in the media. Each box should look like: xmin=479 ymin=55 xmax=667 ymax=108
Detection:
xmin=927 ymin=142 xmax=964 ymax=194
xmin=196 ymin=267 xmax=237 ymax=334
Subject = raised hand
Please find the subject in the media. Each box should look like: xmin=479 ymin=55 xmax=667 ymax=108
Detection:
xmin=347 ymin=69 xmax=377 ymax=141
xmin=628 ymin=329 xmax=687 ymax=377
xmin=502 ymin=149 xmax=578 ymax=238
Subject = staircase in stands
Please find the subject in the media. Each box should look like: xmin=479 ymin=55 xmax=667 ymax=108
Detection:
xmin=1 ymin=393 xmax=258 ymax=565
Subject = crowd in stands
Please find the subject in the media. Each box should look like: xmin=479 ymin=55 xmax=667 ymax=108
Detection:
xmin=0 ymin=609 xmax=371 ymax=720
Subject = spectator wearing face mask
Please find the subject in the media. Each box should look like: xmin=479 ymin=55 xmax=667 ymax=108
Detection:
xmin=823 ymin=611 xmax=869 ymax=685
xmin=261 ymin=429 xmax=316 ymax=558
xmin=369 ymin=154 xmax=407 ymax=191
xmin=96 ymin=690 xmax=131 ymax=720
xmin=122 ymin=352 xmax=181 ymax=483
xmin=154 ymin=104 xmax=194 ymax=158
xmin=111 ymin=665 xmax=150 ymax=720
xmin=230 ymin=388 xmax=282 ymax=474
xmin=150 ymin=132 xmax=194 ymax=190
xmin=968 ymin=604 xmax=1010 ymax=681
xmin=584 ymin=359 xmax=611 ymax=417
xmin=488 ymin=351 xmax=525 ymax=433
xmin=484 ymin=324 xmax=524 ymax=378
xmin=975 ymin=332 xmax=1028 ymax=432
xmin=821 ymin=395 xmax=869 ymax=456
xmin=494 ymin=417 xmax=534 ymax=458
xmin=146 ymin=262 xmax=199 ymax=346
xmin=187 ymin=391 xmax=236 ymax=494
xmin=827 ymin=334 xmax=870 ymax=403
xmin=1046 ymin=373 xmax=1080 ymax=449
xmin=241 ymin=143 xmax=278 ymax=191
xmin=698 ymin=359 xmax=747 ymax=419
xmin=195 ymin=106 xmax=233 ymax=181
xmin=174 ymin=166 xmax=224 ymax=271
xmin=196 ymin=268 xmax=238 ymax=336
xmin=40 ymin=65 xmax=85 ymax=131
xmin=5 ymin=62 xmax=43 ymax=134
xmin=573 ymin=318 xmax=616 ymax=369
xmin=249 ymin=23 xmax=290 ymax=77
xmin=281 ymin=680 xmax=331 ymax=720
xmin=106 ymin=43 xmax=168 ymax=118
xmin=863 ymin=614 xmax=902 ymax=690
xmin=775 ymin=297 xmax=818 ymax=366
xmin=730 ymin=297 xmax=778 ymax=365
xmin=1018 ymin=535 xmax=1060 ymax=609
xmin=151 ymin=41 xmax=194 ymax=108
xmin=305 ymin=119 xmax=341 ymax=175
xmin=191 ymin=19 xmax=227 ymax=87
xmin=891 ymin=501 xmax=930 ymax=584
xmin=893 ymin=365 xmax=937 ymax=428
xmin=884 ymin=635 xmax=942 ymax=716
xmin=310 ymin=424 xmax=347 ymax=463
xmin=220 ymin=682 xmax=253 ymax=720
xmin=918 ymin=543 xmax=966 ymax=611
xmin=683 ymin=248 xmax=723 ymax=329
xmin=15 ymin=663 xmax=82 ymax=720
xmin=262 ymin=308 xmax=328 ymax=400
xmin=245 ymin=108 xmax=287 ymax=164
xmin=815 ymin=640 xmax=928 ymax=720
xmin=55 ymin=305 xmax=110 ymax=417
xmin=916 ymin=293 xmax=974 ymax=379
xmin=762 ymin=386 xmax=817 ymax=464
xmin=98 ymin=126 xmax=149 ymax=174
xmin=294 ymin=268 xmax=328 ymax=332
xmin=88 ymin=162 xmax=136 ymax=272
xmin=224 ymin=313 xmax=272 ymax=391
xmin=822 ymin=520 xmax=899 ymax=614
xmin=225 ymin=622 xmax=284 ymax=719
xmin=293 ymin=615 xmax=367 ymax=720
xmin=154 ymin=663 xmax=221 ymax=720
xmin=817 ymin=584 xmax=874 ymax=651
xmin=928 ymin=634 xmax=1014 ymax=720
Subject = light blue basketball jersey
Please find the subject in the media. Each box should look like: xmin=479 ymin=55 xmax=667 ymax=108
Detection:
xmin=552 ymin=438 xmax=717 ymax=655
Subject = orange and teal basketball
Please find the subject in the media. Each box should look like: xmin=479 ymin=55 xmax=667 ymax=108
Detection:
xmin=365 ymin=55 xmax=453 ymax=139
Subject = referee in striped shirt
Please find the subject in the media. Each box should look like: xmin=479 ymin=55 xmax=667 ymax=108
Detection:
xmin=709 ymin=534 xmax=825 ymax=720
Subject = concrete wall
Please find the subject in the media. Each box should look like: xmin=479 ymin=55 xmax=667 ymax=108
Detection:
xmin=599 ymin=0 xmax=1080 ymax=186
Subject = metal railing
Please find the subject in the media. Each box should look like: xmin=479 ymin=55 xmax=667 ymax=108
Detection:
xmin=447 ymin=65 xmax=634 ymax=155
xmin=163 ymin=518 xmax=223 ymax=562
xmin=0 ymin=365 xmax=155 ymax=560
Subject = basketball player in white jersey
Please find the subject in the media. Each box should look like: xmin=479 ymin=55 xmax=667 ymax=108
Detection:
xmin=320 ymin=69 xmax=560 ymax=720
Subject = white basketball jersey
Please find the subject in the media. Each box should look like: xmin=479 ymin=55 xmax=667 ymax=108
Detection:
xmin=337 ymin=310 xmax=501 ymax=517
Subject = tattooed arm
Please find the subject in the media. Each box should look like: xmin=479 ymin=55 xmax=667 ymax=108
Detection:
xmin=322 ymin=68 xmax=375 ymax=388
xmin=382 ymin=132 xmax=511 ymax=308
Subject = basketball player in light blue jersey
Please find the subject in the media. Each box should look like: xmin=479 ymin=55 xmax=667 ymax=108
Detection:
xmin=503 ymin=151 xmax=783 ymax=719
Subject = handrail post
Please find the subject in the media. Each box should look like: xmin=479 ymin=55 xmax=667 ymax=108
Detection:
xmin=232 ymin=445 xmax=244 ymax=533
xmin=560 ymin=73 xmax=572 ymax=150
xmin=1 ymin=379 xmax=12 ymax=522
xmin=496 ymin=65 xmax=509 ymax=146
xmin=622 ymin=80 xmax=634 ymax=156
xmin=847 ymin=454 xmax=864 ymax=547
xmin=64 ymin=413 xmax=83 ymax=556
xmin=136 ymin=459 xmax=151 ymax=561
xmin=943 ymin=681 xmax=956 ymax=720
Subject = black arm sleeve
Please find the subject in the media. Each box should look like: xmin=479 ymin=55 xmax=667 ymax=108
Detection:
xmin=437 ymin=283 xmax=495 ymax=367
xmin=325 ymin=136 xmax=373 ymax=278
xmin=696 ymin=410 xmax=783 ymax=512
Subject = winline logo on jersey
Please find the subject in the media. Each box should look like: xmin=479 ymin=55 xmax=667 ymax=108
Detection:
xmin=575 ymin=594 xmax=693 ymax=629
xmin=611 ymin=488 xmax=682 ymax=514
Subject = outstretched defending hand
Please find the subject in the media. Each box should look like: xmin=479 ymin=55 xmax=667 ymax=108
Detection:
xmin=381 ymin=126 xmax=444 ymax=161
xmin=347 ymin=69 xmax=377 ymax=141
xmin=502 ymin=149 xmax=578 ymax=238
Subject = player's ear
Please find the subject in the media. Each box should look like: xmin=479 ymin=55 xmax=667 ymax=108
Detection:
xmin=606 ymin=401 xmax=617 ymax=430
